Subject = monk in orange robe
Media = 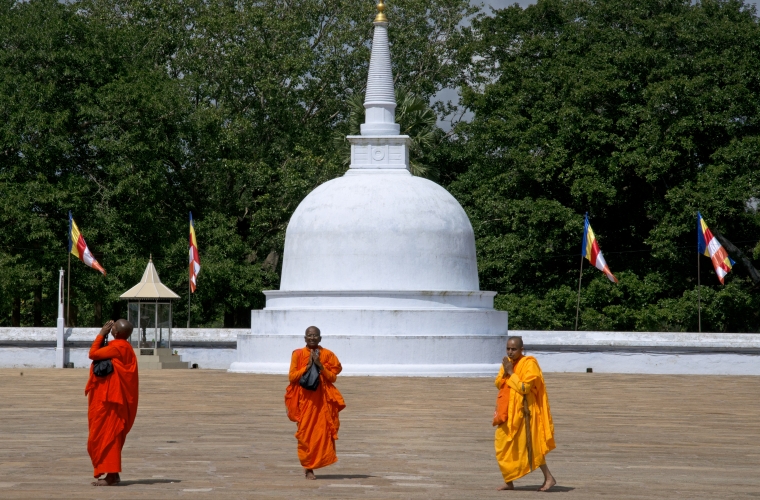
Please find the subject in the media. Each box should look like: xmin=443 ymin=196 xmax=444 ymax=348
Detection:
xmin=285 ymin=326 xmax=346 ymax=480
xmin=494 ymin=336 xmax=557 ymax=491
xmin=85 ymin=319 xmax=139 ymax=486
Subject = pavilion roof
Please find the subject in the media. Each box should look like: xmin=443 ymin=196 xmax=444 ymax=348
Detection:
xmin=120 ymin=258 xmax=180 ymax=300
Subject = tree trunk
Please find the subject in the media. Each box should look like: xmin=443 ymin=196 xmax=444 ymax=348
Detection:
xmin=70 ymin=305 xmax=78 ymax=327
xmin=33 ymin=286 xmax=42 ymax=327
xmin=236 ymin=307 xmax=251 ymax=328
xmin=94 ymin=301 xmax=102 ymax=326
xmin=11 ymin=297 xmax=20 ymax=327
xmin=111 ymin=302 xmax=122 ymax=322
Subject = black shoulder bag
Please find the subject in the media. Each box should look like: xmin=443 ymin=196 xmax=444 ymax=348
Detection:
xmin=92 ymin=336 xmax=114 ymax=377
xmin=299 ymin=348 xmax=321 ymax=391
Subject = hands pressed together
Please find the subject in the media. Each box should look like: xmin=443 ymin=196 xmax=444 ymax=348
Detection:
xmin=502 ymin=356 xmax=514 ymax=377
xmin=306 ymin=349 xmax=324 ymax=372
xmin=98 ymin=320 xmax=115 ymax=338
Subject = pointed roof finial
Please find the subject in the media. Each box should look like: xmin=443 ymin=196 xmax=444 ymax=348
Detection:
xmin=361 ymin=0 xmax=399 ymax=135
xmin=374 ymin=0 xmax=387 ymax=23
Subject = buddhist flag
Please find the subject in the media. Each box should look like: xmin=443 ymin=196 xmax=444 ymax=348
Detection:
xmin=697 ymin=212 xmax=734 ymax=284
xmin=189 ymin=212 xmax=201 ymax=293
xmin=68 ymin=212 xmax=106 ymax=275
xmin=582 ymin=213 xmax=618 ymax=283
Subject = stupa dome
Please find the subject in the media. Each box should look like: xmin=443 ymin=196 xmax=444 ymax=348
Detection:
xmin=231 ymin=1 xmax=508 ymax=376
xmin=280 ymin=170 xmax=479 ymax=291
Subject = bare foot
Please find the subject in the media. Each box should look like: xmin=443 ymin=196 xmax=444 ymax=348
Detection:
xmin=91 ymin=473 xmax=120 ymax=486
xmin=538 ymin=475 xmax=556 ymax=492
xmin=305 ymin=469 xmax=316 ymax=480
xmin=497 ymin=481 xmax=514 ymax=490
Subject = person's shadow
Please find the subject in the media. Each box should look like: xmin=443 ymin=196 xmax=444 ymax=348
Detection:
xmin=118 ymin=479 xmax=181 ymax=486
xmin=514 ymin=484 xmax=574 ymax=492
xmin=315 ymin=474 xmax=375 ymax=480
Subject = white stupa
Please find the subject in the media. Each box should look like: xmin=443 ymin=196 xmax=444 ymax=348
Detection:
xmin=230 ymin=1 xmax=508 ymax=376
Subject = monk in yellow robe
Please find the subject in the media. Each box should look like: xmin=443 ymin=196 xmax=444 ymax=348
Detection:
xmin=85 ymin=319 xmax=139 ymax=486
xmin=493 ymin=336 xmax=556 ymax=491
xmin=285 ymin=326 xmax=346 ymax=480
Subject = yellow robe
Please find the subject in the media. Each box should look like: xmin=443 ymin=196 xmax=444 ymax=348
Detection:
xmin=494 ymin=356 xmax=555 ymax=483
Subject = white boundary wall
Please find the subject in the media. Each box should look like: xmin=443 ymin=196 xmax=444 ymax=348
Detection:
xmin=1 ymin=328 xmax=759 ymax=375
xmin=0 ymin=328 xmax=238 ymax=369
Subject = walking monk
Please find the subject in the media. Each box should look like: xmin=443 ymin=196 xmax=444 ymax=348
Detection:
xmin=85 ymin=319 xmax=139 ymax=486
xmin=285 ymin=326 xmax=346 ymax=480
xmin=493 ymin=336 xmax=556 ymax=491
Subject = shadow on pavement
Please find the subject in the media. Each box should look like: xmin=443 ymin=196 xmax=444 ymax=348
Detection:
xmin=119 ymin=479 xmax=182 ymax=486
xmin=514 ymin=484 xmax=575 ymax=492
xmin=316 ymin=474 xmax=376 ymax=480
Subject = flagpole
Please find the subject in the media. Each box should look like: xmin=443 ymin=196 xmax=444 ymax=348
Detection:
xmin=67 ymin=211 xmax=71 ymax=328
xmin=187 ymin=283 xmax=191 ymax=328
xmin=66 ymin=252 xmax=71 ymax=327
xmin=697 ymin=251 xmax=702 ymax=333
xmin=574 ymin=254 xmax=584 ymax=331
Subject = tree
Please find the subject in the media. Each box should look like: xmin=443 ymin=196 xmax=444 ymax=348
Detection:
xmin=0 ymin=0 xmax=475 ymax=327
xmin=446 ymin=0 xmax=760 ymax=331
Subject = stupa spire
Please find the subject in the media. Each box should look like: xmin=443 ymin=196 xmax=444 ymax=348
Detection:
xmin=346 ymin=0 xmax=409 ymax=171
xmin=361 ymin=0 xmax=400 ymax=136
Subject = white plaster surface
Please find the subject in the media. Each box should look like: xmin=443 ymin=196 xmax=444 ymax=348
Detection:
xmin=519 ymin=330 xmax=760 ymax=348
xmin=263 ymin=290 xmax=496 ymax=310
xmin=0 ymin=327 xmax=238 ymax=369
xmin=361 ymin=22 xmax=399 ymax=136
xmin=530 ymin=351 xmax=760 ymax=376
xmin=238 ymin=13 xmax=509 ymax=376
xmin=0 ymin=347 xmax=234 ymax=370
xmin=0 ymin=327 xmax=240 ymax=343
xmin=348 ymin=135 xmax=410 ymax=170
xmin=249 ymin=309 xmax=508 ymax=336
xmin=230 ymin=333 xmax=508 ymax=376
xmin=4 ymin=328 xmax=756 ymax=348
xmin=2 ymin=328 xmax=760 ymax=374
xmin=279 ymin=171 xmax=480 ymax=292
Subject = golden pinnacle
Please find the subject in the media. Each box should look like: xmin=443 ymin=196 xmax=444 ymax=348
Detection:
xmin=374 ymin=0 xmax=388 ymax=22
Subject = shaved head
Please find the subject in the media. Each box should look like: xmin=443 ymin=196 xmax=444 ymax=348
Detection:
xmin=304 ymin=326 xmax=321 ymax=349
xmin=112 ymin=319 xmax=133 ymax=339
xmin=506 ymin=336 xmax=524 ymax=361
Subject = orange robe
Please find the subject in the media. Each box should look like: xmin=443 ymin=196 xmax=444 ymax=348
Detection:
xmin=285 ymin=346 xmax=346 ymax=469
xmin=494 ymin=356 xmax=555 ymax=483
xmin=85 ymin=337 xmax=139 ymax=478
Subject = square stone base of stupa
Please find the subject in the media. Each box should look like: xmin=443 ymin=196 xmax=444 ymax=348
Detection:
xmin=228 ymin=302 xmax=510 ymax=376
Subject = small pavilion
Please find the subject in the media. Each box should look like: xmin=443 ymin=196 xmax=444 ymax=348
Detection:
xmin=120 ymin=258 xmax=188 ymax=369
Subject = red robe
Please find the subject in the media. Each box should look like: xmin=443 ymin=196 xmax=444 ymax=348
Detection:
xmin=85 ymin=337 xmax=139 ymax=477
xmin=285 ymin=346 xmax=346 ymax=469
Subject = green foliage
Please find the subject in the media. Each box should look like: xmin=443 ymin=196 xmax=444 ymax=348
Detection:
xmin=0 ymin=0 xmax=474 ymax=327
xmin=2 ymin=0 xmax=759 ymax=332
xmin=446 ymin=0 xmax=760 ymax=331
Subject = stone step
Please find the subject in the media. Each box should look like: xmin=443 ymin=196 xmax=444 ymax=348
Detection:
xmin=138 ymin=361 xmax=190 ymax=370
xmin=133 ymin=347 xmax=189 ymax=370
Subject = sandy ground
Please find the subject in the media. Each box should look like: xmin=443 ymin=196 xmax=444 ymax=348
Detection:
xmin=1 ymin=368 xmax=759 ymax=499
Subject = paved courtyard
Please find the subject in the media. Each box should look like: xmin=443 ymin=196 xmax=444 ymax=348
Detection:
xmin=0 ymin=368 xmax=759 ymax=499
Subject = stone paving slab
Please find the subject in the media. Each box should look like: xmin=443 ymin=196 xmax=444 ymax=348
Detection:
xmin=0 ymin=369 xmax=759 ymax=499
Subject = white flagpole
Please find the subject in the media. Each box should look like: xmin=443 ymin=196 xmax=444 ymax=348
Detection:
xmin=574 ymin=255 xmax=584 ymax=331
xmin=698 ymin=251 xmax=702 ymax=333
xmin=56 ymin=268 xmax=65 ymax=368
